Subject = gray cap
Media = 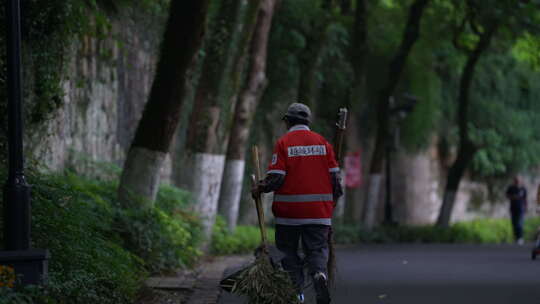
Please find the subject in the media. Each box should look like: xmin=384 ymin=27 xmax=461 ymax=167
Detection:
xmin=284 ymin=102 xmax=311 ymax=123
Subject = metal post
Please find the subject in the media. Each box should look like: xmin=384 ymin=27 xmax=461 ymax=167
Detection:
xmin=384 ymin=141 xmax=394 ymax=225
xmin=4 ymin=0 xmax=31 ymax=250
xmin=1 ymin=0 xmax=49 ymax=287
xmin=384 ymin=97 xmax=395 ymax=226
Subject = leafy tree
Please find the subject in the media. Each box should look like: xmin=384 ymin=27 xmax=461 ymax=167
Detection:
xmin=341 ymin=0 xmax=368 ymax=224
xmin=218 ymin=0 xmax=279 ymax=231
xmin=512 ymin=33 xmax=540 ymax=70
xmin=363 ymin=0 xmax=431 ymax=230
xmin=469 ymin=56 xmax=540 ymax=177
xmin=436 ymin=0 xmax=540 ymax=227
xmin=179 ymin=0 xmax=247 ymax=245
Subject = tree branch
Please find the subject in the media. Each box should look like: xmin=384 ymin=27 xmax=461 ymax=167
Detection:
xmin=452 ymin=17 xmax=470 ymax=53
xmin=457 ymin=20 xmax=499 ymax=148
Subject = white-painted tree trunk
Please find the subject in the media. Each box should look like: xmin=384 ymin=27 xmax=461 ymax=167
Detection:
xmin=191 ymin=153 xmax=226 ymax=249
xmin=118 ymin=147 xmax=167 ymax=208
xmin=218 ymin=159 xmax=246 ymax=231
xmin=363 ymin=174 xmax=382 ymax=230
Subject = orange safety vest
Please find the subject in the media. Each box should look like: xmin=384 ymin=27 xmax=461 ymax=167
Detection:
xmin=267 ymin=125 xmax=339 ymax=225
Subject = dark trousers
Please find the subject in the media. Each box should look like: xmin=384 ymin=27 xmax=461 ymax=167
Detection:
xmin=275 ymin=224 xmax=330 ymax=292
xmin=510 ymin=211 xmax=524 ymax=240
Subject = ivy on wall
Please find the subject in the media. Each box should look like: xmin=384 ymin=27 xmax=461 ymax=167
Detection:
xmin=0 ymin=0 xmax=169 ymax=166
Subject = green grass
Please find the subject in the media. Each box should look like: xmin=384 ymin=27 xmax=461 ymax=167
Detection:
xmin=212 ymin=217 xmax=276 ymax=255
xmin=334 ymin=217 xmax=540 ymax=244
xmin=213 ymin=216 xmax=540 ymax=255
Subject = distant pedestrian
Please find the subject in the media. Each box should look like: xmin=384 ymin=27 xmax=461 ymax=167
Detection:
xmin=535 ymin=183 xmax=540 ymax=249
xmin=536 ymin=182 xmax=540 ymax=208
xmin=252 ymin=103 xmax=343 ymax=304
xmin=506 ymin=176 xmax=527 ymax=245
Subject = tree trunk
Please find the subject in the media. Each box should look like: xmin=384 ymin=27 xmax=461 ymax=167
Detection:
xmin=224 ymin=0 xmax=264 ymax=111
xmin=436 ymin=22 xmax=498 ymax=227
xmin=343 ymin=115 xmax=364 ymax=225
xmin=437 ymin=143 xmax=476 ymax=227
xmin=118 ymin=0 xmax=209 ymax=208
xmin=218 ymin=0 xmax=279 ymax=232
xmin=350 ymin=0 xmax=368 ymax=89
xmin=340 ymin=0 xmax=352 ymax=15
xmin=363 ymin=0 xmax=430 ymax=230
xmin=170 ymin=0 xmax=258 ymax=190
xmin=338 ymin=0 xmax=368 ymax=224
xmin=182 ymin=0 xmax=248 ymax=247
xmin=186 ymin=0 xmax=245 ymax=155
xmin=216 ymin=0 xmax=262 ymax=232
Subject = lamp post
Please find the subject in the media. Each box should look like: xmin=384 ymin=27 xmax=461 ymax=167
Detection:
xmin=383 ymin=94 xmax=417 ymax=226
xmin=5 ymin=0 xmax=30 ymax=251
xmin=383 ymin=128 xmax=395 ymax=225
xmin=0 ymin=0 xmax=49 ymax=286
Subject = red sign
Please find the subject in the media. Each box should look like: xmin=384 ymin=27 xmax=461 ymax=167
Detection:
xmin=345 ymin=151 xmax=362 ymax=188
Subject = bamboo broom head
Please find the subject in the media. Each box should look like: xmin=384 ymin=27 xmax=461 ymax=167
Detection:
xmin=230 ymin=253 xmax=299 ymax=304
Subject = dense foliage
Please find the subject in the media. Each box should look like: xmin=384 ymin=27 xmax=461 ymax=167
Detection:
xmin=468 ymin=56 xmax=540 ymax=176
xmin=0 ymin=168 xmax=201 ymax=303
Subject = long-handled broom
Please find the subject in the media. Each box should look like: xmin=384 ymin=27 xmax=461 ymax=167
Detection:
xmin=220 ymin=146 xmax=299 ymax=304
xmin=327 ymin=107 xmax=348 ymax=285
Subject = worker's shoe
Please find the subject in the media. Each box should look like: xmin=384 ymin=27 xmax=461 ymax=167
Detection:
xmin=313 ymin=272 xmax=330 ymax=304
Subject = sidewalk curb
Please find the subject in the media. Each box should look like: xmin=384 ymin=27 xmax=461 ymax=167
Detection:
xmin=185 ymin=255 xmax=251 ymax=304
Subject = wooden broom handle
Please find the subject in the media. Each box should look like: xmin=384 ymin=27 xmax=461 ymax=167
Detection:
xmin=251 ymin=146 xmax=268 ymax=247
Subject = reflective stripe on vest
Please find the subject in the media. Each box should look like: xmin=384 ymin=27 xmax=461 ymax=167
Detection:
xmin=275 ymin=217 xmax=332 ymax=226
xmin=274 ymin=193 xmax=333 ymax=202
xmin=267 ymin=169 xmax=286 ymax=175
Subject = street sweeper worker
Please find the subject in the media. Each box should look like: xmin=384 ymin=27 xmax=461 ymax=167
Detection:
xmin=252 ymin=102 xmax=343 ymax=304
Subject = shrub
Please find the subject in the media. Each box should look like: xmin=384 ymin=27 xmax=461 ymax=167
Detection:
xmin=59 ymin=172 xmax=203 ymax=272
xmin=333 ymin=217 xmax=540 ymax=245
xmin=451 ymin=219 xmax=513 ymax=243
xmin=0 ymin=169 xmax=203 ymax=303
xmin=211 ymin=217 xmax=276 ymax=255
xmin=0 ymin=285 xmax=51 ymax=304
xmin=524 ymin=216 xmax=540 ymax=240
xmin=155 ymin=184 xmax=194 ymax=211
xmin=113 ymin=206 xmax=202 ymax=273
xmin=20 ymin=172 xmax=143 ymax=304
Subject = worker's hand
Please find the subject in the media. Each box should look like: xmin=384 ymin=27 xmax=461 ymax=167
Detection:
xmin=251 ymin=180 xmax=264 ymax=200
xmin=251 ymin=187 xmax=260 ymax=200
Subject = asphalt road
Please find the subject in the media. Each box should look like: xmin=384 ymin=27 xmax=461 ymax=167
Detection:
xmin=219 ymin=244 xmax=540 ymax=304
